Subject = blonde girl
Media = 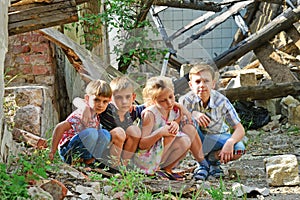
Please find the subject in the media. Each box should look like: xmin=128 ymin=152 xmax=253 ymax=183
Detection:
xmin=134 ymin=76 xmax=191 ymax=179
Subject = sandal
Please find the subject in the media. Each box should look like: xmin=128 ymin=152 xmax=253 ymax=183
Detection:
xmin=209 ymin=164 xmax=224 ymax=178
xmin=156 ymin=170 xmax=184 ymax=181
xmin=193 ymin=161 xmax=209 ymax=181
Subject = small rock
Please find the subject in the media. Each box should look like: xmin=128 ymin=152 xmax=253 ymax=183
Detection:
xmin=40 ymin=179 xmax=68 ymax=200
xmin=264 ymin=154 xmax=300 ymax=186
xmin=232 ymin=182 xmax=270 ymax=197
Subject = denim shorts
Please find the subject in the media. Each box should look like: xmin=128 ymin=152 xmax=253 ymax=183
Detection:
xmin=59 ymin=128 xmax=111 ymax=164
xmin=194 ymin=122 xmax=246 ymax=155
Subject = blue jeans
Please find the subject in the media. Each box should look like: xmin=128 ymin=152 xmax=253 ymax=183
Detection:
xmin=59 ymin=128 xmax=111 ymax=164
xmin=195 ymin=123 xmax=245 ymax=155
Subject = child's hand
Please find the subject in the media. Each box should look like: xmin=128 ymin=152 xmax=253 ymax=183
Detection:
xmin=219 ymin=140 xmax=234 ymax=164
xmin=192 ymin=111 xmax=211 ymax=127
xmin=167 ymin=121 xmax=179 ymax=135
xmin=49 ymin=152 xmax=55 ymax=161
xmin=129 ymin=105 xmax=136 ymax=113
xmin=174 ymin=102 xmax=192 ymax=123
xmin=82 ymin=106 xmax=92 ymax=126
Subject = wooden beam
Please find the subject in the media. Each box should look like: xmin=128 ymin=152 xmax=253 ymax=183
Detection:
xmin=39 ymin=28 xmax=144 ymax=103
xmin=213 ymin=6 xmax=300 ymax=69
xmin=178 ymin=0 xmax=254 ymax=49
xmin=12 ymin=128 xmax=48 ymax=149
xmin=9 ymin=0 xmax=77 ymax=23
xmin=154 ymin=0 xmax=222 ymax=12
xmin=8 ymin=0 xmax=88 ymax=36
xmin=219 ymin=82 xmax=300 ymax=101
xmin=169 ymin=11 xmax=216 ymax=41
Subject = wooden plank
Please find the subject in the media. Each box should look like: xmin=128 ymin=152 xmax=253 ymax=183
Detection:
xmin=255 ymin=41 xmax=298 ymax=83
xmin=9 ymin=0 xmax=70 ymax=12
xmin=39 ymin=28 xmax=144 ymax=103
xmin=9 ymin=12 xmax=78 ymax=35
xmin=213 ymin=6 xmax=300 ymax=69
xmin=11 ymin=0 xmax=53 ymax=7
xmin=9 ymin=0 xmax=77 ymax=23
xmin=219 ymin=82 xmax=300 ymax=101
xmin=246 ymin=2 xmax=298 ymax=83
xmin=169 ymin=11 xmax=215 ymax=41
xmin=8 ymin=0 xmax=88 ymax=35
xmin=9 ymin=9 xmax=77 ymax=26
xmin=154 ymin=0 xmax=222 ymax=12
xmin=178 ymin=0 xmax=254 ymax=49
xmin=12 ymin=128 xmax=48 ymax=149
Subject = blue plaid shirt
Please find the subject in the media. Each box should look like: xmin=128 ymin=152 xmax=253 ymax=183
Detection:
xmin=179 ymin=90 xmax=240 ymax=134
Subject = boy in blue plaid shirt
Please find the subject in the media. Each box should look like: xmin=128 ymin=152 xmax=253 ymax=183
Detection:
xmin=179 ymin=63 xmax=246 ymax=181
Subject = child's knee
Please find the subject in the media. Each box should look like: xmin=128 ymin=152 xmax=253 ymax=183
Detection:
xmin=126 ymin=125 xmax=141 ymax=139
xmin=111 ymin=127 xmax=126 ymax=143
xmin=181 ymin=124 xmax=197 ymax=138
xmin=177 ymin=135 xmax=191 ymax=150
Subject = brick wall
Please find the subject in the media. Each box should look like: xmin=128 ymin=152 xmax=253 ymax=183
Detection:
xmin=5 ymin=31 xmax=55 ymax=90
xmin=4 ymin=31 xmax=59 ymax=138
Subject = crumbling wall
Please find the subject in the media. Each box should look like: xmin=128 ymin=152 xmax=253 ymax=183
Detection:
xmin=4 ymin=31 xmax=60 ymax=138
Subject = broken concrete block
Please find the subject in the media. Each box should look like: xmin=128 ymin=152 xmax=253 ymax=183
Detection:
xmin=28 ymin=186 xmax=53 ymax=200
xmin=280 ymin=95 xmax=300 ymax=126
xmin=232 ymin=183 xmax=270 ymax=197
xmin=287 ymin=104 xmax=300 ymax=126
xmin=264 ymin=154 xmax=300 ymax=186
xmin=239 ymin=72 xmax=257 ymax=86
xmin=41 ymin=179 xmax=68 ymax=200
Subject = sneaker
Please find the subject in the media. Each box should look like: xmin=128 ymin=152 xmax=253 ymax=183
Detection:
xmin=193 ymin=160 xmax=209 ymax=181
xmin=209 ymin=161 xmax=224 ymax=178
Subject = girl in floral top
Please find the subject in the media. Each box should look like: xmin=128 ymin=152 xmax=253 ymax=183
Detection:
xmin=134 ymin=76 xmax=191 ymax=178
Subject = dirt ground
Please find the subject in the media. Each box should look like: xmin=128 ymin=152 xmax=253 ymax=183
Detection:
xmin=191 ymin=121 xmax=300 ymax=200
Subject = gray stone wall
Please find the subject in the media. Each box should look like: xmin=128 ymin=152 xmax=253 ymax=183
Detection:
xmin=0 ymin=0 xmax=9 ymax=162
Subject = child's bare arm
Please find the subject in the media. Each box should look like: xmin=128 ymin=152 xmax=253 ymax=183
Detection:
xmin=173 ymin=102 xmax=192 ymax=124
xmin=73 ymin=97 xmax=92 ymax=126
xmin=49 ymin=121 xmax=71 ymax=161
xmin=192 ymin=110 xmax=211 ymax=128
xmin=219 ymin=123 xmax=245 ymax=164
xmin=139 ymin=111 xmax=170 ymax=150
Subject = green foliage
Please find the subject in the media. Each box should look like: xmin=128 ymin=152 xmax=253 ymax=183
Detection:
xmin=12 ymin=149 xmax=60 ymax=180
xmin=72 ymin=0 xmax=167 ymax=72
xmin=108 ymin=166 xmax=151 ymax=197
xmin=206 ymin=177 xmax=237 ymax=200
xmin=286 ymin=125 xmax=300 ymax=136
xmin=0 ymin=163 xmax=29 ymax=199
xmin=0 ymin=148 xmax=61 ymax=199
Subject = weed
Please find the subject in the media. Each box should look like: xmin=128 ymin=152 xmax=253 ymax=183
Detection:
xmin=206 ymin=177 xmax=238 ymax=200
xmin=0 ymin=147 xmax=62 ymax=199
xmin=286 ymin=125 xmax=300 ymax=136
xmin=89 ymin=171 xmax=103 ymax=181
xmin=0 ymin=163 xmax=29 ymax=199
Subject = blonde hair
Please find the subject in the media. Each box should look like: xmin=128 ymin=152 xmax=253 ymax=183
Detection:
xmin=85 ymin=79 xmax=112 ymax=98
xmin=142 ymin=76 xmax=174 ymax=105
xmin=189 ymin=63 xmax=216 ymax=80
xmin=110 ymin=76 xmax=134 ymax=93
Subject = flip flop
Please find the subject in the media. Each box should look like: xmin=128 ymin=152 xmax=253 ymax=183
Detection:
xmin=156 ymin=170 xmax=184 ymax=181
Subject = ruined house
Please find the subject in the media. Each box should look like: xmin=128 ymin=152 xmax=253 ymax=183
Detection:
xmin=1 ymin=0 xmax=300 ymax=162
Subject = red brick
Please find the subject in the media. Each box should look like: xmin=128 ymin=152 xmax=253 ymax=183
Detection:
xmin=32 ymin=65 xmax=50 ymax=75
xmin=30 ymin=54 xmax=52 ymax=65
xmin=15 ymin=55 xmax=31 ymax=64
xmin=12 ymin=45 xmax=31 ymax=54
xmin=31 ymin=43 xmax=50 ymax=54
xmin=19 ymin=65 xmax=32 ymax=74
